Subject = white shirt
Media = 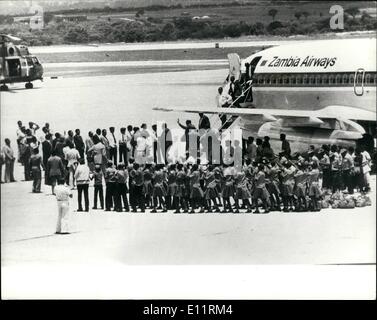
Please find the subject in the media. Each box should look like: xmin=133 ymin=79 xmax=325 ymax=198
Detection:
xmin=16 ymin=128 xmax=25 ymax=141
xmin=55 ymin=185 xmax=72 ymax=201
xmin=126 ymin=131 xmax=133 ymax=149
xmin=140 ymin=128 xmax=150 ymax=139
xmin=65 ymin=148 xmax=80 ymax=167
xmin=119 ymin=132 xmax=127 ymax=146
xmin=216 ymin=92 xmax=232 ymax=108
xmin=136 ymin=136 xmax=146 ymax=152
xmin=108 ymin=132 xmax=117 ymax=148
xmin=74 ymin=164 xmax=90 ymax=184
xmin=361 ymin=151 xmax=371 ymax=173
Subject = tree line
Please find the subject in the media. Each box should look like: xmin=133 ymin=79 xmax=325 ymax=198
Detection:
xmin=0 ymin=7 xmax=375 ymax=46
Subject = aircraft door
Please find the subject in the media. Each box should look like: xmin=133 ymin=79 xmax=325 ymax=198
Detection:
xmin=248 ymin=56 xmax=262 ymax=79
xmin=6 ymin=58 xmax=21 ymax=77
xmin=354 ymin=68 xmax=365 ymax=96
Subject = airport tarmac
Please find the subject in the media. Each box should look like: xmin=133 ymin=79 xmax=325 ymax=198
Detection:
xmin=1 ymin=68 xmax=226 ymax=143
xmin=1 ymin=164 xmax=376 ymax=266
xmin=1 ymin=163 xmax=376 ymax=298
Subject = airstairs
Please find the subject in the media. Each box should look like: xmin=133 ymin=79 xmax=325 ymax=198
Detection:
xmin=210 ymin=81 xmax=254 ymax=134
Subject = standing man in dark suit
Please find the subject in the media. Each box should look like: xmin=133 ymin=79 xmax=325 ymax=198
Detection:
xmin=101 ymin=129 xmax=110 ymax=160
xmin=198 ymin=113 xmax=210 ymax=130
xmin=279 ymin=133 xmax=291 ymax=159
xmin=42 ymin=133 xmax=52 ymax=169
xmin=73 ymin=129 xmax=85 ymax=160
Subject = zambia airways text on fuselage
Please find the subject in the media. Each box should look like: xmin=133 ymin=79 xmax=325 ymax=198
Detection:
xmin=267 ymin=56 xmax=337 ymax=69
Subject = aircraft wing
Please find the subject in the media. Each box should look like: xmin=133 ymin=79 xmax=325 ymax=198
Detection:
xmin=153 ymin=105 xmax=376 ymax=122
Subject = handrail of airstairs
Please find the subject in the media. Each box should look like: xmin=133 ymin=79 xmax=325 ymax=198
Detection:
xmin=211 ymin=81 xmax=253 ymax=132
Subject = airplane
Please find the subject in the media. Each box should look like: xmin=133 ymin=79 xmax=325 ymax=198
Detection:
xmin=154 ymin=38 xmax=376 ymax=152
xmin=0 ymin=34 xmax=43 ymax=91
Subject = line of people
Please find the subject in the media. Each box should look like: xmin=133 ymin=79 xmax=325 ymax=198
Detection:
xmin=1 ymin=119 xmax=374 ymax=215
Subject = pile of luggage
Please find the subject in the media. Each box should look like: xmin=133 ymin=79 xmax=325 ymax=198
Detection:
xmin=321 ymin=191 xmax=372 ymax=209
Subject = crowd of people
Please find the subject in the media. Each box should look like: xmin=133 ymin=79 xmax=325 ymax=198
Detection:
xmin=0 ymin=119 xmax=374 ymax=219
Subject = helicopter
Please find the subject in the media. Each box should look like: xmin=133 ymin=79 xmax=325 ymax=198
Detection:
xmin=0 ymin=34 xmax=43 ymax=91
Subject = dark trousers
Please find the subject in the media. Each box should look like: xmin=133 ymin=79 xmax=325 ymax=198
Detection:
xmin=132 ymin=184 xmax=145 ymax=211
xmin=78 ymin=148 xmax=85 ymax=160
xmin=331 ymin=170 xmax=342 ymax=192
xmin=105 ymin=182 xmax=115 ymax=210
xmin=24 ymin=157 xmax=31 ymax=181
xmin=4 ymin=159 xmax=15 ymax=183
xmin=342 ymin=170 xmax=353 ymax=194
xmin=113 ymin=183 xmax=123 ymax=211
xmin=109 ymin=147 xmax=117 ymax=165
xmin=129 ymin=183 xmax=135 ymax=208
xmin=77 ymin=184 xmax=89 ymax=210
xmin=119 ymin=146 xmax=128 ymax=164
xmin=118 ymin=183 xmax=129 ymax=210
xmin=93 ymin=184 xmax=104 ymax=208
xmin=31 ymin=167 xmax=41 ymax=192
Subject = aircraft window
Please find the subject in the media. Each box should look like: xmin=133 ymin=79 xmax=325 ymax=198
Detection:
xmin=370 ymin=74 xmax=377 ymax=84
xmin=365 ymin=73 xmax=371 ymax=85
xmin=349 ymin=74 xmax=355 ymax=84
xmin=335 ymin=74 xmax=342 ymax=84
xmin=290 ymin=76 xmax=296 ymax=84
xmin=283 ymin=75 xmax=289 ymax=85
xmin=258 ymin=76 xmax=264 ymax=84
xmin=265 ymin=76 xmax=271 ymax=85
xmin=322 ymin=74 xmax=328 ymax=84
xmin=271 ymin=76 xmax=276 ymax=85
xmin=316 ymin=75 xmax=321 ymax=85
xmin=342 ymin=74 xmax=349 ymax=84
xmin=328 ymin=75 xmax=335 ymax=84
xmin=296 ymin=75 xmax=302 ymax=85
xmin=277 ymin=76 xmax=283 ymax=85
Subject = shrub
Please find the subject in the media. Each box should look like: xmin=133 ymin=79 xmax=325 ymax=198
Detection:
xmin=64 ymin=26 xmax=89 ymax=43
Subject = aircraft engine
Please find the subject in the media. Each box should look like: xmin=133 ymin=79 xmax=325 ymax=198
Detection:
xmin=255 ymin=121 xmax=362 ymax=152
